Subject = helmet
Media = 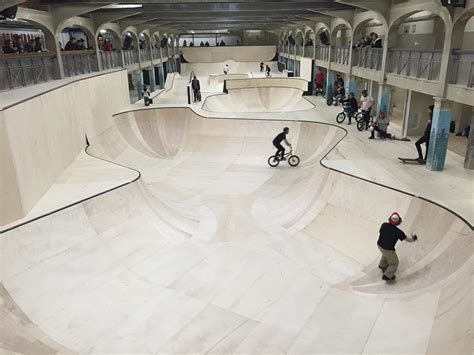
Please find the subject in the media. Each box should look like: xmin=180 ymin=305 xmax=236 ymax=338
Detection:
xmin=283 ymin=127 xmax=289 ymax=133
xmin=362 ymin=90 xmax=368 ymax=96
xmin=388 ymin=212 xmax=402 ymax=225
xmin=349 ymin=92 xmax=355 ymax=97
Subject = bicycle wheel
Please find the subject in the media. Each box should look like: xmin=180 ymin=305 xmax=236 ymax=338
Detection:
xmin=354 ymin=112 xmax=363 ymax=122
xmin=288 ymin=155 xmax=300 ymax=167
xmin=268 ymin=155 xmax=280 ymax=167
xmin=336 ymin=112 xmax=346 ymax=124
xmin=357 ymin=120 xmax=365 ymax=131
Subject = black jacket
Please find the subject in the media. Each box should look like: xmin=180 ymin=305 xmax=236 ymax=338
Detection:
xmin=191 ymin=79 xmax=200 ymax=91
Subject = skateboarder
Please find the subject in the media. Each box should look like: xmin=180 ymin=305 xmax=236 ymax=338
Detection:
xmin=272 ymin=127 xmax=292 ymax=161
xmin=415 ymin=105 xmax=434 ymax=163
xmin=142 ymin=85 xmax=152 ymax=106
xmin=260 ymin=62 xmax=264 ymax=72
xmin=377 ymin=212 xmax=417 ymax=281
xmin=224 ymin=64 xmax=229 ymax=74
xmin=265 ymin=64 xmax=271 ymax=77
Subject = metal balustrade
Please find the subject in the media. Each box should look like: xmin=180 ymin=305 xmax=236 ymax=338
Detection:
xmin=162 ymin=47 xmax=169 ymax=57
xmin=331 ymin=46 xmax=350 ymax=65
xmin=0 ymin=52 xmax=57 ymax=90
xmin=99 ymin=51 xmax=122 ymax=70
xmin=296 ymin=46 xmax=303 ymax=56
xmin=387 ymin=48 xmax=442 ymax=81
xmin=449 ymin=50 xmax=474 ymax=88
xmin=315 ymin=46 xmax=330 ymax=61
xmin=304 ymin=46 xmax=314 ymax=58
xmin=62 ymin=50 xmax=98 ymax=77
xmin=288 ymin=45 xmax=295 ymax=55
xmin=122 ymin=49 xmax=139 ymax=66
xmin=352 ymin=47 xmax=383 ymax=70
xmin=140 ymin=48 xmax=152 ymax=62
xmin=151 ymin=48 xmax=160 ymax=60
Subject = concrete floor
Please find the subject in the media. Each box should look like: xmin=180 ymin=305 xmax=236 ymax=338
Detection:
xmin=1 ymin=66 xmax=473 ymax=354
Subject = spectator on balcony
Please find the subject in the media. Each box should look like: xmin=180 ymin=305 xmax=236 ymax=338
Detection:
xmin=15 ymin=37 xmax=25 ymax=53
xmin=220 ymin=40 xmax=226 ymax=46
xmin=200 ymin=41 xmax=205 ymax=47
xmin=65 ymin=37 xmax=78 ymax=51
xmin=205 ymin=41 xmax=210 ymax=47
xmin=76 ymin=39 xmax=86 ymax=50
xmin=34 ymin=37 xmax=44 ymax=52
xmin=24 ymin=38 xmax=36 ymax=52
xmin=2 ymin=39 xmax=19 ymax=54
xmin=371 ymin=32 xmax=382 ymax=48
xmin=183 ymin=40 xmax=187 ymax=47
xmin=190 ymin=41 xmax=194 ymax=47
xmin=103 ymin=38 xmax=113 ymax=51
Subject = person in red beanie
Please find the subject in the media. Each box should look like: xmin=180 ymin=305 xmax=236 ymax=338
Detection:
xmin=377 ymin=212 xmax=417 ymax=281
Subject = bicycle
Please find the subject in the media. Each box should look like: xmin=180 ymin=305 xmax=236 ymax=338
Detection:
xmin=268 ymin=149 xmax=300 ymax=167
xmin=357 ymin=114 xmax=374 ymax=131
xmin=336 ymin=104 xmax=364 ymax=124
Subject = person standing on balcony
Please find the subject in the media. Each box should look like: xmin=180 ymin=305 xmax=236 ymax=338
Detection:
xmin=65 ymin=37 xmax=78 ymax=51
xmin=34 ymin=37 xmax=43 ymax=52
xmin=371 ymin=32 xmax=382 ymax=48
xmin=103 ymin=39 xmax=113 ymax=51
xmin=2 ymin=39 xmax=19 ymax=54
xmin=415 ymin=105 xmax=434 ymax=163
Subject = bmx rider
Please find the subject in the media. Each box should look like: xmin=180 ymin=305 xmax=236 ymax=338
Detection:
xmin=273 ymin=127 xmax=292 ymax=161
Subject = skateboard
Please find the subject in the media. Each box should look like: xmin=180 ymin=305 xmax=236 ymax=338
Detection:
xmin=398 ymin=157 xmax=425 ymax=165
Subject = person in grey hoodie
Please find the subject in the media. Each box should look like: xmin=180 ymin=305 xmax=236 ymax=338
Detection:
xmin=369 ymin=110 xmax=389 ymax=139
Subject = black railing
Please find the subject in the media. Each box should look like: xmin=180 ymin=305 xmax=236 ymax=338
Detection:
xmin=352 ymin=47 xmax=383 ymax=70
xmin=450 ymin=50 xmax=474 ymax=88
xmin=62 ymin=50 xmax=98 ymax=78
xmin=387 ymin=48 xmax=442 ymax=81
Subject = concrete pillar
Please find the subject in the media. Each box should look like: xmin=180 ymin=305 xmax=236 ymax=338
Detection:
xmin=326 ymin=70 xmax=335 ymax=105
xmin=401 ymin=89 xmax=412 ymax=138
xmin=159 ymin=65 xmax=165 ymax=89
xmin=376 ymin=83 xmax=392 ymax=118
xmin=346 ymin=75 xmax=356 ymax=96
xmin=148 ymin=68 xmax=156 ymax=92
xmin=136 ymin=71 xmax=144 ymax=100
xmin=426 ymin=98 xmax=451 ymax=171
xmin=464 ymin=113 xmax=474 ymax=169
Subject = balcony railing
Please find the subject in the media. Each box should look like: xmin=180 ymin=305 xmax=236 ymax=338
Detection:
xmin=0 ymin=52 xmax=57 ymax=91
xmin=352 ymin=47 xmax=383 ymax=71
xmin=288 ymin=45 xmax=295 ymax=55
xmin=315 ymin=46 xmax=330 ymax=61
xmin=162 ymin=47 xmax=169 ymax=57
xmin=304 ymin=46 xmax=314 ymax=58
xmin=122 ymin=49 xmax=139 ymax=66
xmin=388 ymin=48 xmax=442 ymax=81
xmin=151 ymin=48 xmax=160 ymax=60
xmin=62 ymin=50 xmax=98 ymax=77
xmin=140 ymin=48 xmax=151 ymax=62
xmin=296 ymin=46 xmax=303 ymax=56
xmin=331 ymin=46 xmax=350 ymax=65
xmin=99 ymin=50 xmax=122 ymax=70
xmin=449 ymin=50 xmax=474 ymax=88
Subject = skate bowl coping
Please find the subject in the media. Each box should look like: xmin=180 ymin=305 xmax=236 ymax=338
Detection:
xmin=224 ymin=77 xmax=309 ymax=91
xmin=209 ymin=73 xmax=249 ymax=86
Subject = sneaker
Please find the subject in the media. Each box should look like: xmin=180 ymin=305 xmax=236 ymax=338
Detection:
xmin=382 ymin=275 xmax=396 ymax=281
xmin=348 ymin=122 xmax=351 ymax=125
xmin=368 ymin=136 xmax=374 ymax=139
xmin=378 ymin=266 xmax=387 ymax=272
xmin=417 ymin=158 xmax=426 ymax=164
xmin=281 ymin=157 xmax=287 ymax=161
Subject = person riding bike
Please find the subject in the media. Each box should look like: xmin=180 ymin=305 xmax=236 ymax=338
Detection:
xmin=273 ymin=127 xmax=292 ymax=161
xmin=359 ymin=89 xmax=374 ymax=130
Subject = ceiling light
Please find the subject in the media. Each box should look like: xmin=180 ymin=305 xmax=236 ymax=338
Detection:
xmin=103 ymin=4 xmax=143 ymax=9
xmin=99 ymin=29 xmax=107 ymax=34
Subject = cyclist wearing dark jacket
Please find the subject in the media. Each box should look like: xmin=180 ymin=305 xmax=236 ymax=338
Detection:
xmin=341 ymin=92 xmax=358 ymax=125
xmin=273 ymin=127 xmax=292 ymax=160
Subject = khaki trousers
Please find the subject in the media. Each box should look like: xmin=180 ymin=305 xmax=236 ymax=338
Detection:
xmin=378 ymin=246 xmax=399 ymax=279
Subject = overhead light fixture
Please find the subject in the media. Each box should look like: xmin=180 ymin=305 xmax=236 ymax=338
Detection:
xmin=103 ymin=4 xmax=143 ymax=9
xmin=99 ymin=29 xmax=107 ymax=34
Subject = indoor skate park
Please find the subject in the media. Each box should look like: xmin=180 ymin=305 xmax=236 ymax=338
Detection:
xmin=0 ymin=0 xmax=473 ymax=353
